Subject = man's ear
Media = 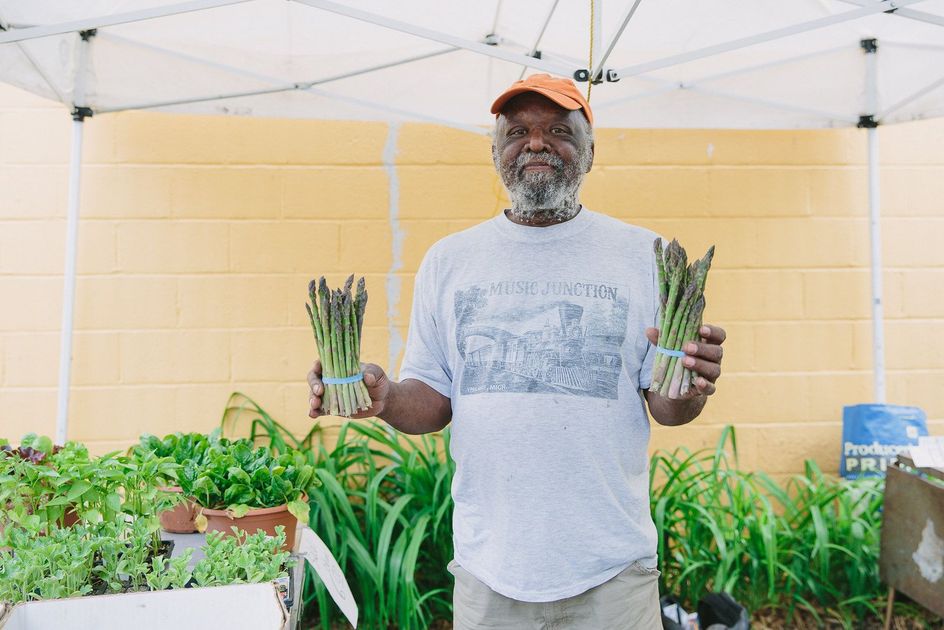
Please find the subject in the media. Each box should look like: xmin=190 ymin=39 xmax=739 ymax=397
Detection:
xmin=586 ymin=141 xmax=595 ymax=173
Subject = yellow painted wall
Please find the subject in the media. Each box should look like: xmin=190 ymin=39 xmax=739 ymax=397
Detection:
xmin=1 ymin=82 xmax=942 ymax=475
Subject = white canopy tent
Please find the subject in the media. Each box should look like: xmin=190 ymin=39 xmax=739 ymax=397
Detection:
xmin=1 ymin=0 xmax=943 ymax=442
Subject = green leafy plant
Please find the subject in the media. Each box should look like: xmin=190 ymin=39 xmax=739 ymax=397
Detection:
xmin=252 ymin=415 xmax=932 ymax=630
xmin=180 ymin=436 xmax=316 ymax=525
xmin=118 ymin=448 xmax=182 ymax=553
xmin=0 ymin=439 xmax=113 ymax=532
xmin=236 ymin=406 xmax=454 ymax=630
xmin=192 ymin=526 xmax=290 ymax=587
xmin=0 ymin=523 xmax=99 ymax=602
xmin=1 ymin=434 xmax=180 ymax=539
xmin=1 ymin=433 xmax=58 ymax=463
xmin=1 ymin=521 xmax=287 ymax=603
xmin=145 ymin=550 xmax=194 ymax=591
xmin=650 ymin=427 xmax=905 ymax=629
xmin=50 ymin=444 xmax=114 ymax=525
xmin=133 ymin=431 xmax=217 ymax=469
xmin=0 ymin=519 xmax=165 ymax=602
xmin=139 ymin=395 xmax=939 ymax=629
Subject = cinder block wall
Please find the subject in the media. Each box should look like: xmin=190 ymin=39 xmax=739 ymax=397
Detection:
xmin=1 ymin=83 xmax=941 ymax=474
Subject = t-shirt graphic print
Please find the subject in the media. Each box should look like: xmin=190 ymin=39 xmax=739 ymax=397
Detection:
xmin=454 ymin=278 xmax=629 ymax=398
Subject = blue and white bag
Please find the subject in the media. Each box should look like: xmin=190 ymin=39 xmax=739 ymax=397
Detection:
xmin=840 ymin=404 xmax=928 ymax=479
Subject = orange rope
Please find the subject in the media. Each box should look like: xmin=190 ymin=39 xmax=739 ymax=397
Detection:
xmin=586 ymin=0 xmax=594 ymax=102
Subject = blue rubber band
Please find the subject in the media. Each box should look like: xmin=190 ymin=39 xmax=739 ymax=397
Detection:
xmin=323 ymin=373 xmax=364 ymax=385
xmin=655 ymin=346 xmax=686 ymax=358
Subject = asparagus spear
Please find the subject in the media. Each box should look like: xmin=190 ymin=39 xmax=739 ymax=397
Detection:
xmin=317 ymin=278 xmax=338 ymax=415
xmin=347 ymin=290 xmax=371 ymax=411
xmin=667 ymin=350 xmax=686 ymax=399
xmin=341 ymin=291 xmax=357 ymax=412
xmin=653 ymin=241 xmax=686 ymax=380
xmin=652 ymin=275 xmax=697 ymax=391
xmin=679 ymin=297 xmax=706 ymax=397
xmin=654 ymin=239 xmax=667 ymax=327
xmin=672 ymin=247 xmax=713 ymax=396
xmin=355 ymin=278 xmax=367 ymax=343
xmin=331 ymin=292 xmax=352 ymax=416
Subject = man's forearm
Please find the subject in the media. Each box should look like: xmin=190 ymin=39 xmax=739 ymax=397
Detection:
xmin=645 ymin=391 xmax=707 ymax=427
xmin=378 ymin=378 xmax=452 ymax=435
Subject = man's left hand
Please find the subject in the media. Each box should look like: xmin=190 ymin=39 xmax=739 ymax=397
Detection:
xmin=645 ymin=324 xmax=726 ymax=397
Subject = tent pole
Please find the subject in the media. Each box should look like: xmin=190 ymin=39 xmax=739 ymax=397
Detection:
xmin=56 ymin=28 xmax=94 ymax=445
xmin=591 ymin=0 xmax=642 ymax=79
xmin=292 ymin=0 xmax=577 ymax=76
xmin=867 ymin=126 xmax=886 ymax=404
xmin=862 ymin=37 xmax=886 ymax=404
xmin=0 ymin=0 xmax=250 ymax=45
xmin=56 ymin=113 xmax=86 ymax=444
xmin=614 ymin=0 xmax=923 ymax=79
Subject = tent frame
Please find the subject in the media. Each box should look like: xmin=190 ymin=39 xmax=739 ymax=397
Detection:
xmin=1 ymin=1 xmax=932 ymax=440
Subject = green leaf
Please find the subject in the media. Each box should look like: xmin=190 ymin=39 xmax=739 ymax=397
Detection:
xmin=294 ymin=465 xmax=314 ymax=493
xmin=35 ymin=436 xmax=53 ymax=455
xmin=105 ymin=492 xmax=122 ymax=513
xmin=287 ymin=499 xmax=309 ymax=524
xmin=223 ymin=483 xmax=254 ymax=506
xmin=66 ymin=480 xmax=92 ymax=501
xmin=229 ymin=504 xmax=251 ymax=518
xmin=227 ymin=467 xmax=253 ymax=486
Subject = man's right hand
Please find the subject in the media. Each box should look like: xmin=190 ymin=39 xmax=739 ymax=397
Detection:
xmin=307 ymin=360 xmax=390 ymax=419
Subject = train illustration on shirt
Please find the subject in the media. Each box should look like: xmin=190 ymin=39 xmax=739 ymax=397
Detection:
xmin=454 ymin=281 xmax=629 ymax=399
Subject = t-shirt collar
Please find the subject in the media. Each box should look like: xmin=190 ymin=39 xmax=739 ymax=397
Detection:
xmin=491 ymin=205 xmax=594 ymax=243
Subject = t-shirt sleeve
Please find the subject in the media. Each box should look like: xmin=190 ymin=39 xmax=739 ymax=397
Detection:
xmin=398 ymin=249 xmax=453 ymax=399
xmin=638 ymin=236 xmax=662 ymax=390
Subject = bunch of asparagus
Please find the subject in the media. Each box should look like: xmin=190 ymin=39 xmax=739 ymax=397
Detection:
xmin=649 ymin=238 xmax=715 ymax=398
xmin=305 ymin=275 xmax=371 ymax=417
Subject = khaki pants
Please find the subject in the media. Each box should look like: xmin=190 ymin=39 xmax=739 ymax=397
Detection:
xmin=449 ymin=560 xmax=662 ymax=630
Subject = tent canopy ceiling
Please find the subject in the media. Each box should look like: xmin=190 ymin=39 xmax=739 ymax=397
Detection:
xmin=2 ymin=1 xmax=937 ymax=439
xmin=1 ymin=0 xmax=944 ymax=129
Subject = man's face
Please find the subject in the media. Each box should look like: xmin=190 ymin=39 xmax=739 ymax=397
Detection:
xmin=492 ymin=92 xmax=594 ymax=215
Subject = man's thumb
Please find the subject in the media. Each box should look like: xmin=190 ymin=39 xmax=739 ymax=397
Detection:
xmin=645 ymin=327 xmax=660 ymax=345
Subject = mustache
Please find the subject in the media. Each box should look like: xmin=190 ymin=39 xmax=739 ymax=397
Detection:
xmin=515 ymin=151 xmax=564 ymax=173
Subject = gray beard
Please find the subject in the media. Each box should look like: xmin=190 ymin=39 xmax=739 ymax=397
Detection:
xmin=495 ymin=149 xmax=590 ymax=225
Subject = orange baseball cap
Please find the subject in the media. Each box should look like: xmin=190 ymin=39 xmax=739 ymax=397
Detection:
xmin=490 ymin=73 xmax=593 ymax=125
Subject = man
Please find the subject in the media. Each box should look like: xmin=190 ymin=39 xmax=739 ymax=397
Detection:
xmin=307 ymin=74 xmax=725 ymax=629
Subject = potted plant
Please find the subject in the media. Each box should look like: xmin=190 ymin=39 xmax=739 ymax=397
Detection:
xmin=181 ymin=437 xmax=315 ymax=550
xmin=133 ymin=432 xmax=213 ymax=533
xmin=1 ymin=435 xmax=84 ymax=534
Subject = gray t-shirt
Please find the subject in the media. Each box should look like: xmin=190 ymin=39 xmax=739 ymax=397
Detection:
xmin=399 ymin=207 xmax=660 ymax=602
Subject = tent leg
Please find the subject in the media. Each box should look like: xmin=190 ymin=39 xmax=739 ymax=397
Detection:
xmin=55 ymin=116 xmax=85 ymax=445
xmin=868 ymin=126 xmax=886 ymax=404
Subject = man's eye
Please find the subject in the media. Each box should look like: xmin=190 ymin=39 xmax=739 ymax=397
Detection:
xmin=509 ymin=129 xmax=525 ymax=136
xmin=552 ymin=127 xmax=569 ymax=134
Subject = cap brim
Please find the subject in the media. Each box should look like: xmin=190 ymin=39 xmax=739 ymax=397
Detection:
xmin=490 ymin=86 xmax=583 ymax=116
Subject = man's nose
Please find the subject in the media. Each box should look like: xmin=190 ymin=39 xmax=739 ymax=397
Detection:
xmin=527 ymin=129 xmax=548 ymax=152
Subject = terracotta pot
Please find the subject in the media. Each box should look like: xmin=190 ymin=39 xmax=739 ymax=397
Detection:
xmin=200 ymin=502 xmax=299 ymax=551
xmin=159 ymin=486 xmax=199 ymax=533
xmin=63 ymin=507 xmax=79 ymax=527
